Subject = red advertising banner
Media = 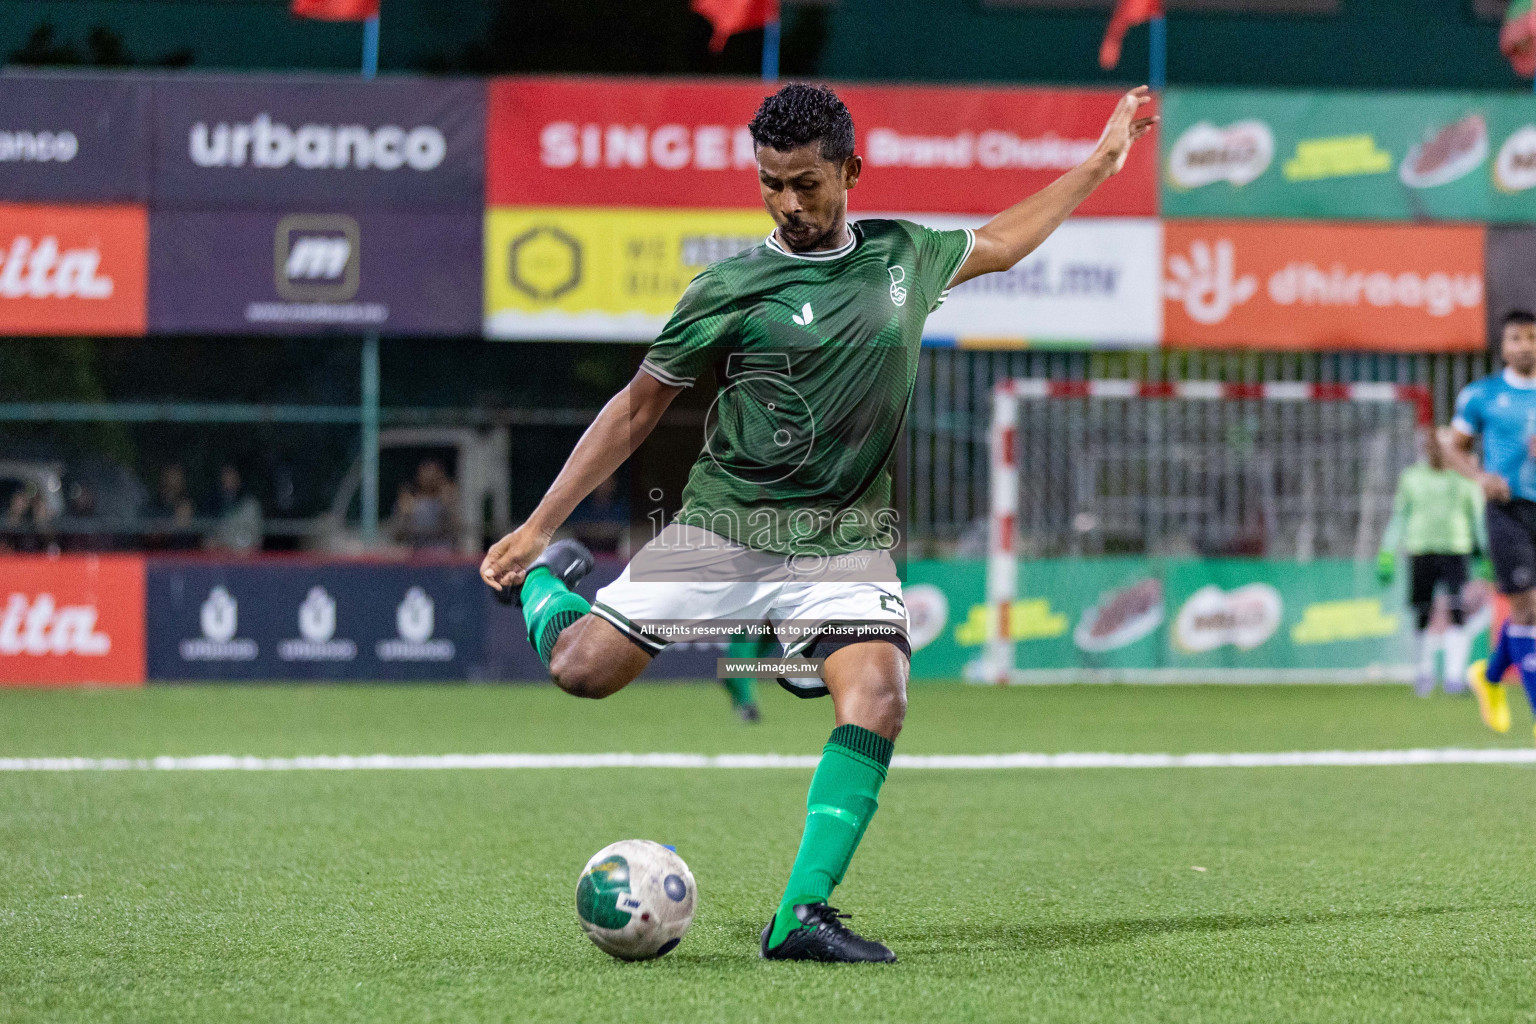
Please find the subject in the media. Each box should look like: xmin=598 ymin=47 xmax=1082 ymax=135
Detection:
xmin=0 ymin=555 xmax=146 ymax=686
xmin=1163 ymin=220 xmax=1486 ymax=352
xmin=0 ymin=203 xmax=148 ymax=336
xmin=487 ymin=77 xmax=1155 ymax=216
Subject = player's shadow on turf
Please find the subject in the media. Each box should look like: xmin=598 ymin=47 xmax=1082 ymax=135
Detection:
xmin=902 ymin=905 xmax=1468 ymax=957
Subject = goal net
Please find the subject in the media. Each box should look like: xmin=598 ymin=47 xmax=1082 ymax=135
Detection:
xmin=978 ymin=378 xmax=1432 ymax=684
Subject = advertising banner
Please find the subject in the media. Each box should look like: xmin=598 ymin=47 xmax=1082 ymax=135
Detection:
xmin=147 ymin=558 xmax=725 ymax=682
xmin=1486 ymin=227 xmax=1536 ymax=345
xmin=919 ymin=216 xmax=1162 ymax=347
xmin=152 ymin=77 xmax=484 ymax=210
xmin=146 ymin=562 xmax=489 ymax=681
xmin=488 ymin=77 xmax=1156 ymax=216
xmin=149 ymin=209 xmax=481 ymax=335
xmin=1162 ymin=220 xmax=1485 ymax=351
xmin=0 ymin=555 xmax=146 ymax=687
xmin=486 ymin=208 xmax=1162 ymax=345
xmin=1162 ymin=88 xmax=1536 ymax=222
xmin=906 ymin=557 xmax=1483 ymax=681
xmin=0 ymin=74 xmax=151 ymax=202
xmin=0 ymin=203 xmax=148 ymax=336
xmin=484 ymin=206 xmax=772 ymax=339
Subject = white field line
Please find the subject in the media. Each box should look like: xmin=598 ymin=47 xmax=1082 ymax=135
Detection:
xmin=0 ymin=749 xmax=1535 ymax=772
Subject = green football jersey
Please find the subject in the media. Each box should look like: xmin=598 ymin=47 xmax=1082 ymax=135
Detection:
xmin=1379 ymin=462 xmax=1487 ymax=557
xmin=641 ymin=218 xmax=975 ymax=556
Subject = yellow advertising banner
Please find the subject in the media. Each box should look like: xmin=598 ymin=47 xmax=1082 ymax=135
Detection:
xmin=484 ymin=206 xmax=773 ymax=340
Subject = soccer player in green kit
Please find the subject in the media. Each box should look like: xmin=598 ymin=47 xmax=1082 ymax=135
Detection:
xmin=482 ymin=83 xmax=1156 ymax=962
xmin=1377 ymin=430 xmax=1487 ymax=696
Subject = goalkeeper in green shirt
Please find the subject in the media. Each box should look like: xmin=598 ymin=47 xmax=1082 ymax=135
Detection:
xmin=1378 ymin=431 xmax=1488 ymax=696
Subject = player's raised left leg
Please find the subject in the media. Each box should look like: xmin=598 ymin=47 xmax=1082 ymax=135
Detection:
xmin=762 ymin=640 xmax=906 ymax=964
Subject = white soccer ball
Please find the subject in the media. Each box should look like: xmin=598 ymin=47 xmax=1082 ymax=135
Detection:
xmin=575 ymin=839 xmax=697 ymax=961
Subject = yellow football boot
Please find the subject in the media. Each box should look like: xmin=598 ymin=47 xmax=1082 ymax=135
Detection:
xmin=1468 ymin=660 xmax=1511 ymax=734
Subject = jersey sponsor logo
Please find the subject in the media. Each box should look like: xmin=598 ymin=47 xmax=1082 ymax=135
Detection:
xmin=189 ymin=114 xmax=447 ymax=171
xmin=791 ymin=302 xmax=814 ymax=327
xmin=888 ymin=266 xmax=908 ymax=306
xmin=1166 ymin=120 xmax=1275 ymax=189
xmin=0 ymin=204 xmax=147 ymax=335
xmin=0 ymin=556 xmax=146 ymax=685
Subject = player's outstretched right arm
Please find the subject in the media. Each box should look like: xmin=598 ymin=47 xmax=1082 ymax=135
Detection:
xmin=480 ymin=370 xmax=682 ymax=592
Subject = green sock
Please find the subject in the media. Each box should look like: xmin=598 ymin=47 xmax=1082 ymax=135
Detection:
xmin=519 ymin=567 xmax=590 ymax=668
xmin=722 ymin=632 xmax=769 ymax=708
xmin=767 ymin=724 xmax=894 ymax=948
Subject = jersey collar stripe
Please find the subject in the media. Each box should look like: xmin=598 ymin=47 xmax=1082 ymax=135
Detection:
xmin=1504 ymin=368 xmax=1536 ymax=390
xmin=764 ymin=228 xmax=858 ymax=261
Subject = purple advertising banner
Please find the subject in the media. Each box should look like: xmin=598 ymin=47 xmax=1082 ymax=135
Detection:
xmin=149 ymin=209 xmax=481 ymax=335
xmin=1487 ymin=228 xmax=1536 ymax=350
xmin=152 ymin=76 xmax=484 ymax=210
xmin=0 ymin=73 xmax=151 ymax=201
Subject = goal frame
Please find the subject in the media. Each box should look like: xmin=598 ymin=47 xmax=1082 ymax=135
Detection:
xmin=979 ymin=377 xmax=1433 ymax=685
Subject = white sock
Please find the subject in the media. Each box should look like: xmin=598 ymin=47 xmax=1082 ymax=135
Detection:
xmin=1413 ymin=629 xmax=1435 ymax=679
xmin=1443 ymin=626 xmax=1471 ymax=687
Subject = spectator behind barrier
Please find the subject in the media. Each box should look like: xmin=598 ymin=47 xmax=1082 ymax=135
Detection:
xmin=387 ymin=459 xmax=460 ymax=553
xmin=206 ymin=463 xmax=263 ymax=554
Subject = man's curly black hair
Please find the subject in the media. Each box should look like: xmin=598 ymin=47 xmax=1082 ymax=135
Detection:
xmin=748 ymin=83 xmax=855 ymax=164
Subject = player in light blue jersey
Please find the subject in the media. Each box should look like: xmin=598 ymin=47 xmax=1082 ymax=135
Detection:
xmin=1448 ymin=309 xmax=1536 ymax=737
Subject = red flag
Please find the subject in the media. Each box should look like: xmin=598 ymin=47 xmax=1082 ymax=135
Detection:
xmin=692 ymin=0 xmax=779 ymax=53
xmin=1503 ymin=0 xmax=1536 ymax=78
xmin=291 ymin=0 xmax=378 ymax=21
xmin=1099 ymin=0 xmax=1162 ymax=70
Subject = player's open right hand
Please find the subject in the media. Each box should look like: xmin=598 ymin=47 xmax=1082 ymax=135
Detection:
xmin=480 ymin=524 xmax=551 ymax=592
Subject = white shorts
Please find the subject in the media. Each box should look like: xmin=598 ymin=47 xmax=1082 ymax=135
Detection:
xmin=590 ymin=524 xmax=909 ymax=697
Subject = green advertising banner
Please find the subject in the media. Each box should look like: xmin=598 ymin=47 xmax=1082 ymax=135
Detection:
xmin=905 ymin=557 xmax=1492 ymax=682
xmin=1161 ymin=89 xmax=1536 ymax=223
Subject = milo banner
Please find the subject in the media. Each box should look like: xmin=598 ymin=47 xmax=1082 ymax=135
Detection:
xmin=1161 ymin=89 xmax=1536 ymax=223
xmin=905 ymin=557 xmax=1491 ymax=681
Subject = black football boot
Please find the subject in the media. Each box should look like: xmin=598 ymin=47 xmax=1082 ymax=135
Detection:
xmin=498 ymin=538 xmax=595 ymax=607
xmin=760 ymin=903 xmax=897 ymax=963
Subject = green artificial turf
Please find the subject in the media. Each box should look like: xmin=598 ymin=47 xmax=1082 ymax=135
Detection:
xmin=2 ymin=683 xmax=1534 ymax=1023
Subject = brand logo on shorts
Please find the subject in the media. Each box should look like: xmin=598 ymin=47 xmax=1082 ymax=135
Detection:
xmin=274 ymin=214 xmax=360 ymax=302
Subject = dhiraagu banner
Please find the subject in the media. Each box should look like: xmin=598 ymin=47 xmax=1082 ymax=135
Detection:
xmin=484 ymin=206 xmax=772 ymax=340
xmin=1161 ymin=89 xmax=1536 ymax=223
xmin=905 ymin=557 xmax=1491 ymax=681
